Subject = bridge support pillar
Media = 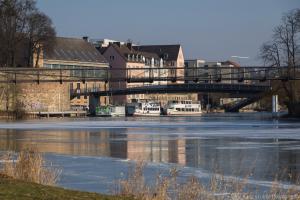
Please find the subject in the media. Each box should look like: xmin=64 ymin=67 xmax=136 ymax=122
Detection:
xmin=89 ymin=95 xmax=100 ymax=116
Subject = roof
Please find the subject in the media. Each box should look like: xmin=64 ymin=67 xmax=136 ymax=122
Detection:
xmin=107 ymin=43 xmax=160 ymax=62
xmin=44 ymin=37 xmax=108 ymax=64
xmin=133 ymin=45 xmax=181 ymax=61
xmin=221 ymin=60 xmax=241 ymax=67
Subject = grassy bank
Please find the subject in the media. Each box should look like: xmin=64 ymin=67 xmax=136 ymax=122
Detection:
xmin=0 ymin=174 xmax=132 ymax=200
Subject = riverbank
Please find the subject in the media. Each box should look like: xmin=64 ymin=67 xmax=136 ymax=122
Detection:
xmin=0 ymin=174 xmax=132 ymax=200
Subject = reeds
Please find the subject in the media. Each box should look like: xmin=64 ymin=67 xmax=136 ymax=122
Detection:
xmin=1 ymin=147 xmax=61 ymax=186
xmin=117 ymin=161 xmax=300 ymax=200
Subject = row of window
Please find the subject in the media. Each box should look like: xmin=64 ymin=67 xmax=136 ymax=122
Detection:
xmin=44 ymin=64 xmax=108 ymax=78
xmin=143 ymin=108 xmax=160 ymax=111
xmin=175 ymin=108 xmax=200 ymax=112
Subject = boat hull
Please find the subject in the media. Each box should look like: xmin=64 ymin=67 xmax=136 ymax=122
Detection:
xmin=166 ymin=111 xmax=202 ymax=116
xmin=133 ymin=112 xmax=161 ymax=117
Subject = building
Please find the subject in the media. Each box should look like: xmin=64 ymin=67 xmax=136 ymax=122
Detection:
xmin=40 ymin=37 xmax=110 ymax=109
xmin=101 ymin=42 xmax=198 ymax=105
xmin=102 ymin=42 xmax=164 ymax=105
xmin=133 ymin=44 xmax=195 ymax=104
xmin=185 ymin=59 xmax=206 ymax=82
xmin=184 ymin=59 xmax=242 ymax=109
xmin=90 ymin=38 xmax=126 ymax=48
xmin=1 ymin=37 xmax=110 ymax=114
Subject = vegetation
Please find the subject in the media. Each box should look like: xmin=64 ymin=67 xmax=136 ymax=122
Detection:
xmin=0 ymin=0 xmax=56 ymax=68
xmin=1 ymin=149 xmax=299 ymax=199
xmin=260 ymin=9 xmax=300 ymax=116
xmin=117 ymin=161 xmax=300 ymax=200
xmin=1 ymin=147 xmax=61 ymax=185
xmin=0 ymin=148 xmax=133 ymax=200
xmin=0 ymin=175 xmax=133 ymax=200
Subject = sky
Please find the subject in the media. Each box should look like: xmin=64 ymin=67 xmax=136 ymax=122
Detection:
xmin=36 ymin=0 xmax=300 ymax=65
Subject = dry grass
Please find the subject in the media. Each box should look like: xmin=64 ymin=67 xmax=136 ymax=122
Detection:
xmin=1 ymin=147 xmax=61 ymax=186
xmin=117 ymin=161 xmax=300 ymax=200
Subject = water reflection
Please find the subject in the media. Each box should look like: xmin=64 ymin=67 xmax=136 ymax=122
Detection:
xmin=0 ymin=118 xmax=300 ymax=184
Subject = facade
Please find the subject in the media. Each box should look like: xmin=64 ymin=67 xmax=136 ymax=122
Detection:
xmin=40 ymin=37 xmax=110 ymax=109
xmin=2 ymin=37 xmax=110 ymax=113
xmin=185 ymin=59 xmax=206 ymax=82
xmin=102 ymin=43 xmax=163 ymax=105
xmin=101 ymin=43 xmax=198 ymax=105
xmin=134 ymin=45 xmax=197 ymax=105
xmin=185 ymin=59 xmax=240 ymax=84
xmin=133 ymin=45 xmax=185 ymax=83
xmin=185 ymin=59 xmax=241 ymax=109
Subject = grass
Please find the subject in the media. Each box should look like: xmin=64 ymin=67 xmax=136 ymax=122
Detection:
xmin=0 ymin=174 xmax=133 ymax=200
xmin=0 ymin=148 xmax=134 ymax=200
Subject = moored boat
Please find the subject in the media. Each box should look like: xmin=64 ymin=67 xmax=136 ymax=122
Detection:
xmin=133 ymin=101 xmax=161 ymax=116
xmin=165 ymin=100 xmax=202 ymax=116
xmin=96 ymin=106 xmax=125 ymax=117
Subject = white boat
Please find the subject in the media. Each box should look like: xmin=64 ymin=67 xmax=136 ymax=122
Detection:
xmin=110 ymin=106 xmax=126 ymax=117
xmin=165 ymin=100 xmax=202 ymax=116
xmin=133 ymin=102 xmax=161 ymax=116
xmin=96 ymin=106 xmax=125 ymax=117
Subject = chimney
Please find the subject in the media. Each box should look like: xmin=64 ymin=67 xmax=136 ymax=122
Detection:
xmin=127 ymin=43 xmax=133 ymax=50
xmin=82 ymin=36 xmax=89 ymax=42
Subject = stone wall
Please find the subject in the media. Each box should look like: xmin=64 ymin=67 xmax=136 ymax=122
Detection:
xmin=18 ymin=82 xmax=70 ymax=112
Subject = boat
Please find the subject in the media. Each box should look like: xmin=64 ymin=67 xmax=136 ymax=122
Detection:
xmin=110 ymin=106 xmax=126 ymax=117
xmin=165 ymin=100 xmax=202 ymax=116
xmin=96 ymin=106 xmax=125 ymax=117
xmin=133 ymin=101 xmax=161 ymax=116
xmin=95 ymin=106 xmax=111 ymax=117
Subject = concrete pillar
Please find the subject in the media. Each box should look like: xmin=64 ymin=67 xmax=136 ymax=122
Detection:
xmin=89 ymin=95 xmax=100 ymax=116
xmin=272 ymin=95 xmax=279 ymax=113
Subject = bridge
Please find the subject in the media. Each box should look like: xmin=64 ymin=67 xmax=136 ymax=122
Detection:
xmin=0 ymin=66 xmax=299 ymax=84
xmin=0 ymin=66 xmax=299 ymax=112
xmin=71 ymin=83 xmax=270 ymax=98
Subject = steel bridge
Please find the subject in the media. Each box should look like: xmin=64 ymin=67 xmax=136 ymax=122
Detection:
xmin=1 ymin=66 xmax=298 ymax=112
xmin=0 ymin=66 xmax=299 ymax=84
xmin=71 ymin=83 xmax=270 ymax=98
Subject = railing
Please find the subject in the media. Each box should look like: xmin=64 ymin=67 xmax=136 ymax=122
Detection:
xmin=0 ymin=66 xmax=299 ymax=84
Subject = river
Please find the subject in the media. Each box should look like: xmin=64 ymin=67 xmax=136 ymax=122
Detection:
xmin=0 ymin=112 xmax=299 ymax=194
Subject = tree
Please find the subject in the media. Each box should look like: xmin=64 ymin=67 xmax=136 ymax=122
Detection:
xmin=27 ymin=11 xmax=56 ymax=67
xmin=260 ymin=9 xmax=300 ymax=115
xmin=0 ymin=0 xmax=56 ymax=68
xmin=0 ymin=0 xmax=36 ymax=67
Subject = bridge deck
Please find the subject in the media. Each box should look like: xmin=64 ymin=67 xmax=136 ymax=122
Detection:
xmin=71 ymin=83 xmax=271 ymax=97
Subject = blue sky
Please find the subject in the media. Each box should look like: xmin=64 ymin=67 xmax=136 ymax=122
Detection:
xmin=36 ymin=0 xmax=300 ymax=65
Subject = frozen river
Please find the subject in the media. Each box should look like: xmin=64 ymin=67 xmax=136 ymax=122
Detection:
xmin=0 ymin=113 xmax=300 ymax=194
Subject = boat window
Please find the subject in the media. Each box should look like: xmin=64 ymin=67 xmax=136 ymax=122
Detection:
xmin=176 ymin=108 xmax=180 ymax=111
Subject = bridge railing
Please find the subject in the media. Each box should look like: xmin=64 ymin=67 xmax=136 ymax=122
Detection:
xmin=0 ymin=66 xmax=300 ymax=84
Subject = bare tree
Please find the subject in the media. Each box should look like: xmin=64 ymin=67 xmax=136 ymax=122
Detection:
xmin=27 ymin=11 xmax=56 ymax=67
xmin=0 ymin=0 xmax=55 ymax=68
xmin=0 ymin=0 xmax=36 ymax=67
xmin=260 ymin=9 xmax=300 ymax=115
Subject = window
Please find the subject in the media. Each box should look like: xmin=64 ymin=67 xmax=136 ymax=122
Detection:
xmin=110 ymin=56 xmax=115 ymax=61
